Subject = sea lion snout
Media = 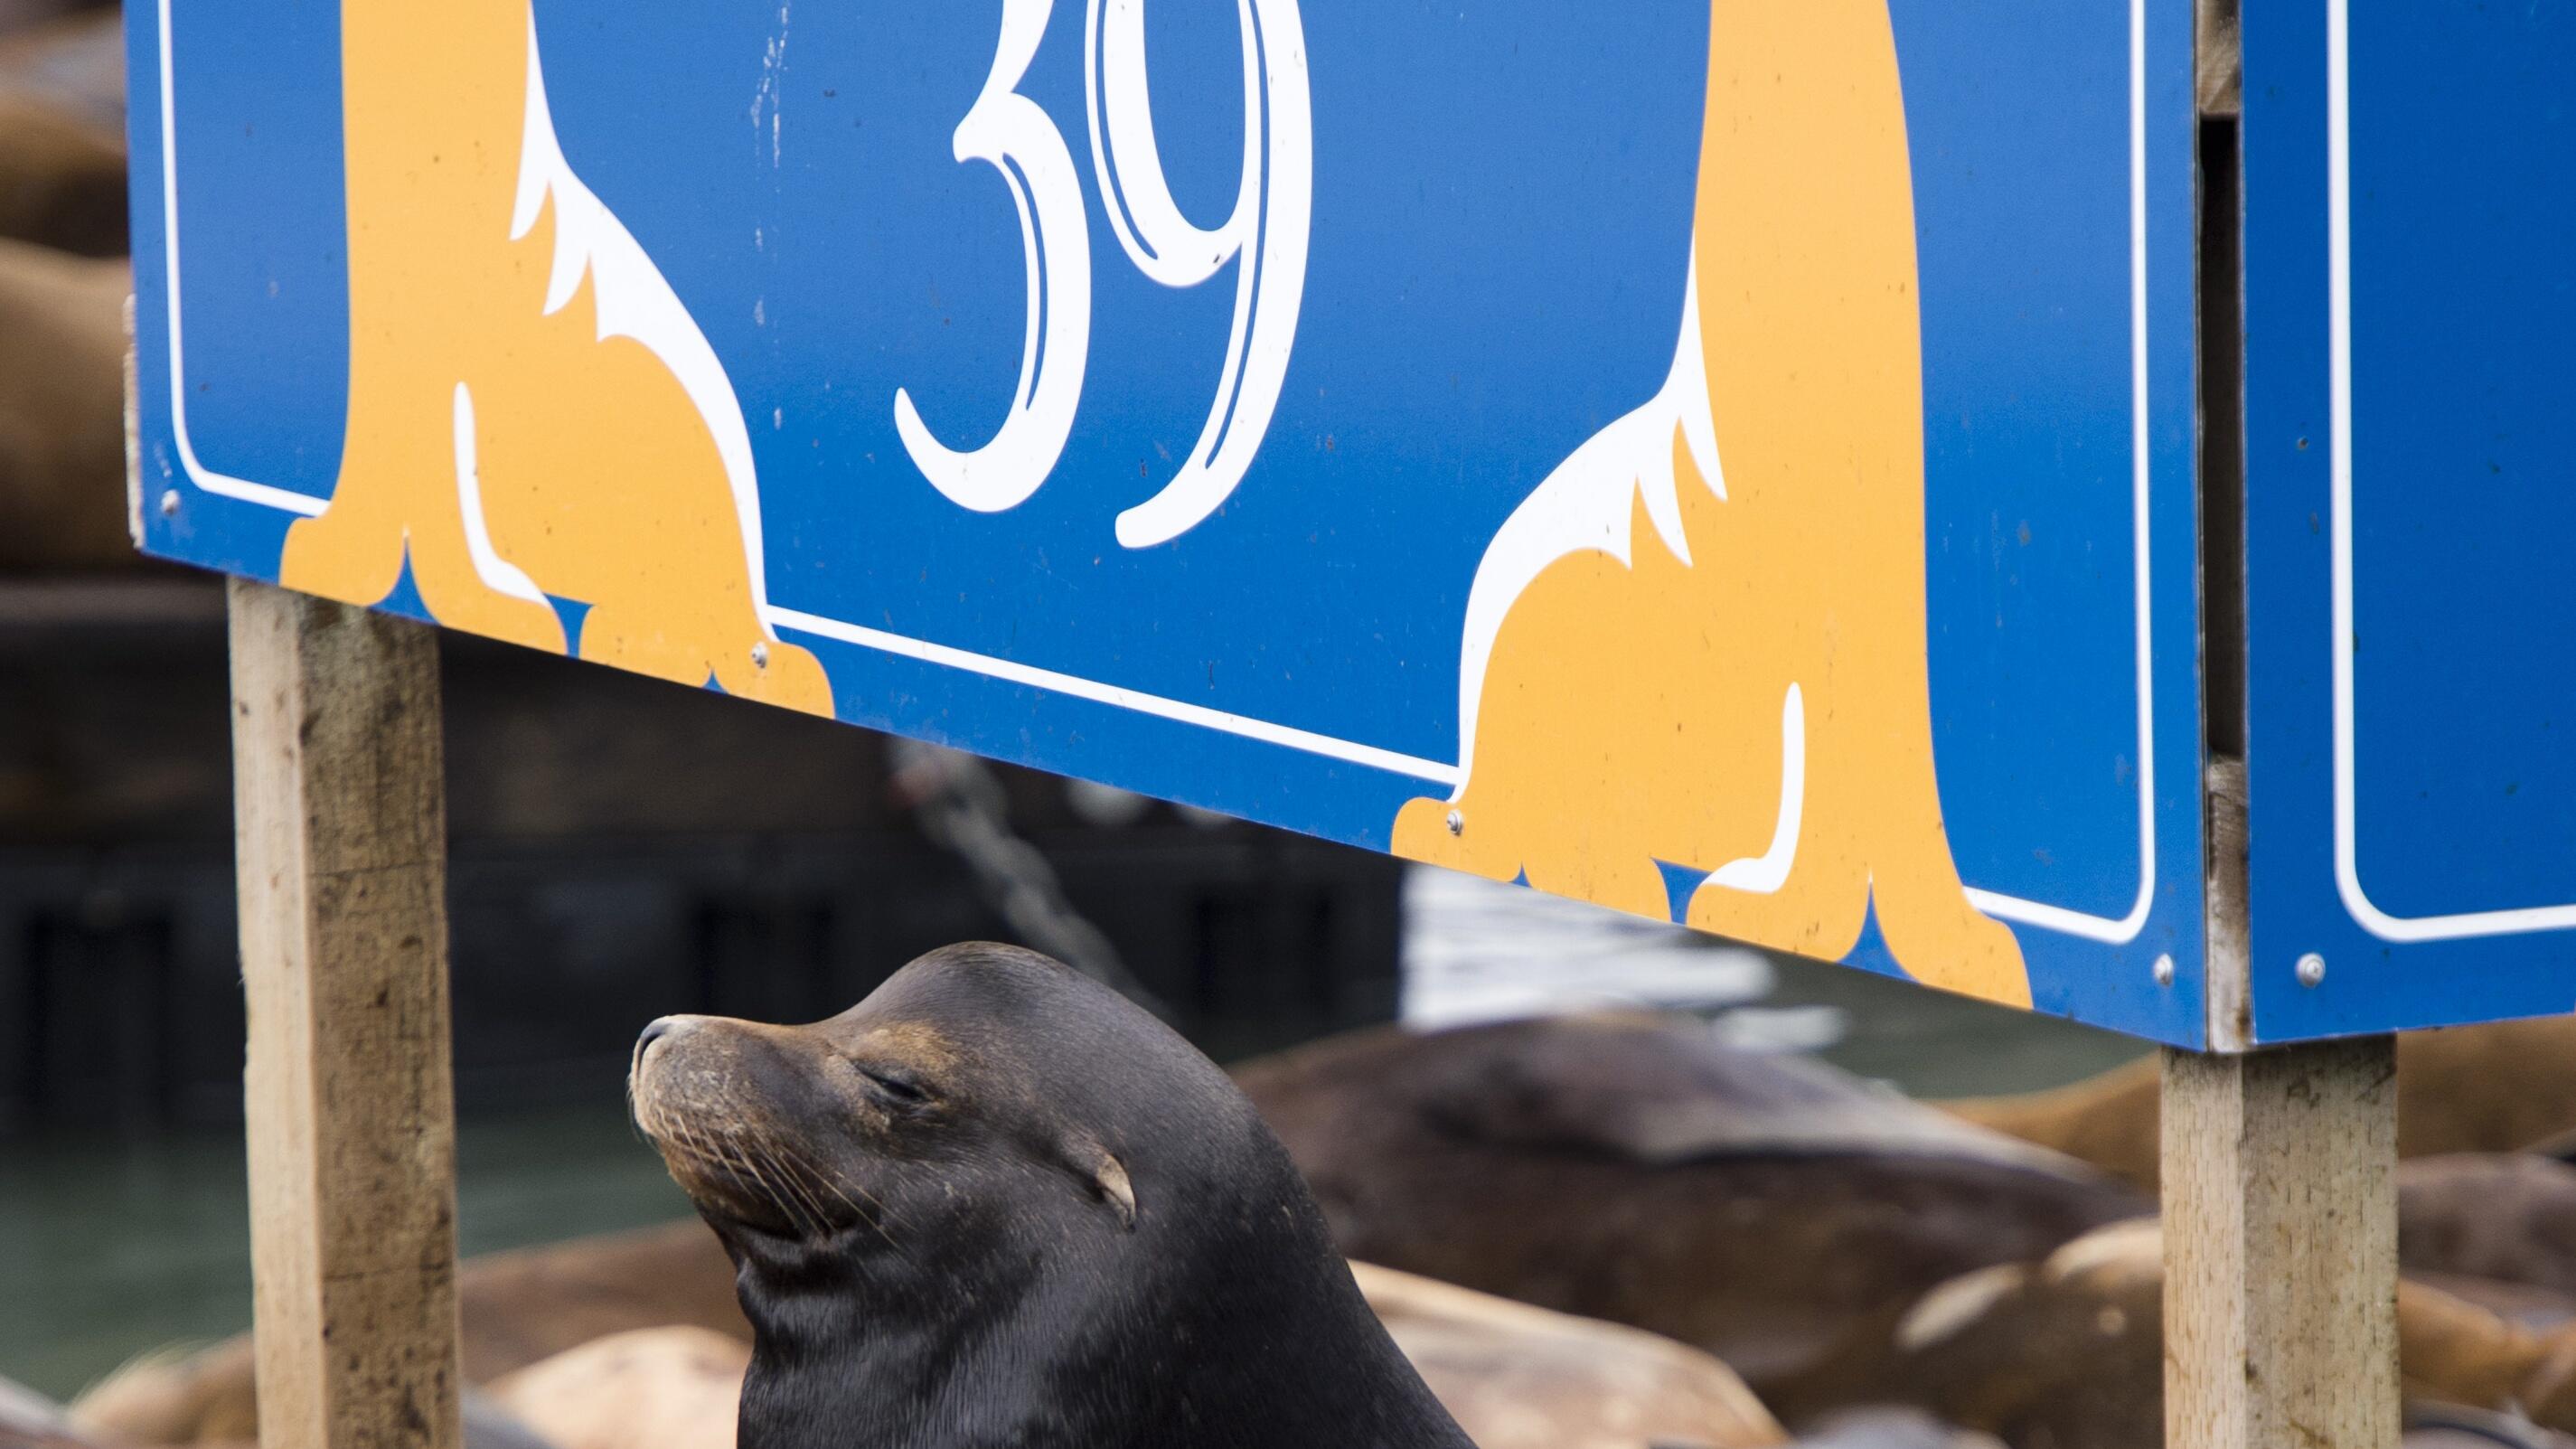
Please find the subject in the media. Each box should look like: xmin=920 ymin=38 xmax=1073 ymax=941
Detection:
xmin=630 ymin=1013 xmax=880 ymax=1240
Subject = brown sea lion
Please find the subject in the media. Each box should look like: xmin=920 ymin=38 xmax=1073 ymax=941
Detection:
xmin=471 ymin=1267 xmax=1790 ymax=1449
xmin=0 ymin=0 xmax=104 ymax=41
xmin=1354 ymin=1262 xmax=1784 ymax=1449
xmin=0 ymin=8 xmax=122 ymax=137
xmin=446 ymin=1220 xmax=750 ymax=1387
xmin=628 ymin=942 xmax=1477 ymax=1449
xmin=70 ymin=1220 xmax=744 ymax=1446
xmin=3 ymin=1373 xmax=89 ymax=1449
xmin=2402 ymin=1155 xmax=2576 ymax=1313
xmin=75 ymin=1219 xmax=1789 ymax=1449
xmin=1942 ymin=1016 xmax=2576 ymax=1192
xmin=0 ymin=89 xmax=120 ymax=257
xmin=0 ymin=238 xmax=127 ymax=570
xmin=486 ymin=1328 xmax=747 ymax=1449
xmin=51 ymin=1351 xmax=552 ymax=1449
xmin=2405 ymin=1405 xmax=2576 ymax=1449
xmin=1232 ymin=1014 xmax=2148 ymax=1388
xmin=1761 ymin=1219 xmax=2576 ymax=1449
xmin=1786 ymin=1410 xmax=2006 ymax=1449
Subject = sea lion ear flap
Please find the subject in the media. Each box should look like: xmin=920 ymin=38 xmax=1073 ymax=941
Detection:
xmin=1093 ymin=1153 xmax=1137 ymax=1230
xmin=1060 ymin=1134 xmax=1137 ymax=1230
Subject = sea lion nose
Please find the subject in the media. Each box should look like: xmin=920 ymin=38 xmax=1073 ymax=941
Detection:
xmin=634 ymin=1016 xmax=689 ymax=1075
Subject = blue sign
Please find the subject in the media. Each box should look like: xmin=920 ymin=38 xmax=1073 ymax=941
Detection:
xmin=2243 ymin=1 xmax=2576 ymax=1042
xmin=127 ymin=0 xmax=2205 ymax=1041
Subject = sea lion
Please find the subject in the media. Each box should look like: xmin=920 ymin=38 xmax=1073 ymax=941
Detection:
xmin=50 ymin=1350 xmax=553 ymax=1449
xmin=445 ymin=1221 xmax=751 ymax=1387
xmin=628 ymin=941 xmax=1477 ymax=1449
xmin=69 ymin=1220 xmax=750 ymax=1446
xmin=487 ymin=1328 xmax=748 ymax=1449
xmin=1233 ymin=1013 xmax=2148 ymax=1388
xmin=1786 ymin=1409 xmax=2005 ymax=1449
xmin=1941 ymin=1016 xmax=2576 ymax=1192
xmin=1354 ymin=1262 xmax=1784 ymax=1449
xmin=471 ymin=1266 xmax=1790 ymax=1449
xmin=0 ymin=238 xmax=127 ymax=571
xmin=1761 ymin=1219 xmax=2576 ymax=1449
xmin=0 ymin=8 xmax=122 ymax=138
xmin=0 ymin=89 xmax=119 ymax=258
xmin=3 ymin=1374 xmax=86 ymax=1449
xmin=2402 ymin=1156 xmax=2576 ymax=1312
xmin=2407 ymin=1405 xmax=2576 ymax=1448
xmin=77 ymin=1218 xmax=1790 ymax=1449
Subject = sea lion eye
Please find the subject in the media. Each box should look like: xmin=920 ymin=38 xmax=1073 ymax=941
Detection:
xmin=856 ymin=1063 xmax=933 ymax=1109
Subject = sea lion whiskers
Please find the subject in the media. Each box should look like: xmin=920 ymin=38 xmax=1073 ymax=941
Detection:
xmin=747 ymin=1127 xmax=882 ymax=1247
xmin=655 ymin=1104 xmax=814 ymax=1238
xmin=671 ymin=1096 xmax=896 ymax=1247
xmin=768 ymin=1135 xmax=901 ymax=1250
xmin=718 ymin=1128 xmax=819 ymax=1237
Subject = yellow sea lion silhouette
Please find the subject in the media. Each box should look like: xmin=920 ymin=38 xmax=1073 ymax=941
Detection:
xmin=1394 ymin=0 xmax=2029 ymax=1007
xmin=279 ymin=3 xmax=830 ymax=715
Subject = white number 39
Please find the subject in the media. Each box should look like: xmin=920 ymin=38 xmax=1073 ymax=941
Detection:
xmin=894 ymin=0 xmax=1314 ymax=549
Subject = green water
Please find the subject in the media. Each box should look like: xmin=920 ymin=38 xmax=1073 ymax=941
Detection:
xmin=0 ymin=1096 xmax=695 ymax=1404
xmin=0 ymin=950 xmax=2145 ymax=1407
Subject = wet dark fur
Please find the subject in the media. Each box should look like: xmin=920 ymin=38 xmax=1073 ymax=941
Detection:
xmin=631 ymin=943 xmax=1473 ymax=1449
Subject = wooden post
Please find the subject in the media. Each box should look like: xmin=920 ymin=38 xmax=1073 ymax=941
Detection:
xmin=230 ymin=579 xmax=464 ymax=1449
xmin=2163 ymin=1037 xmax=2401 ymax=1449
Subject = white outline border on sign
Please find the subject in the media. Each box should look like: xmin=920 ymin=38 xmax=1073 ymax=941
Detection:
xmin=148 ymin=0 xmax=2160 ymax=945
xmin=1965 ymin=0 xmax=2157 ymax=946
xmin=2327 ymin=0 xmax=2576 ymax=943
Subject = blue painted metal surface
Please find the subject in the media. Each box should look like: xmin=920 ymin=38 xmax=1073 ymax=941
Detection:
xmin=127 ymin=0 xmax=2205 ymax=1042
xmin=2243 ymin=0 xmax=2576 ymax=1043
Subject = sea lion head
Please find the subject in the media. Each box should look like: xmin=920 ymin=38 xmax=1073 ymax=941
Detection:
xmin=628 ymin=943 xmax=1170 ymax=1267
xmin=628 ymin=942 xmax=1471 ymax=1449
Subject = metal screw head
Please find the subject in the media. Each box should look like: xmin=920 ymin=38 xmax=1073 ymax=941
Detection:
xmin=749 ymin=642 xmax=771 ymax=669
xmin=2152 ymin=954 xmax=2176 ymax=987
xmin=1444 ymin=808 xmax=1464 ymax=836
xmin=158 ymin=489 xmax=181 ymax=518
xmin=2296 ymin=952 xmax=2327 ymax=988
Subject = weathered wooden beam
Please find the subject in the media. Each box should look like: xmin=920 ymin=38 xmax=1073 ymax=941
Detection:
xmin=2199 ymin=0 xmax=2242 ymax=116
xmin=2163 ymin=1037 xmax=2401 ymax=1449
xmin=230 ymin=578 xmax=463 ymax=1449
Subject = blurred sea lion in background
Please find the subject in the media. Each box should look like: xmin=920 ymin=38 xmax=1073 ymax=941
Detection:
xmin=1787 ymin=1410 xmax=2005 ymax=1449
xmin=486 ymin=1328 xmax=746 ymax=1449
xmin=0 ymin=90 xmax=120 ymax=256
xmin=0 ymin=6 xmax=121 ymax=135
xmin=1234 ymin=1013 xmax=2148 ymax=1388
xmin=76 ymin=1219 xmax=1793 ymax=1449
xmin=71 ymin=1222 xmax=744 ymax=1445
xmin=1762 ymin=1220 xmax=2576 ymax=1449
xmin=0 ymin=237 xmax=128 ymax=571
xmin=3 ymin=1374 xmax=89 ymax=1449
xmin=39 ymin=1356 xmax=553 ymax=1449
xmin=443 ymin=1221 xmax=747 ymax=1387
xmin=1942 ymin=1017 xmax=2576 ymax=1192
xmin=0 ymin=0 xmax=105 ymax=37
xmin=2402 ymin=1155 xmax=2576 ymax=1328
xmin=2406 ymin=1406 xmax=2576 ymax=1449
xmin=477 ymin=1269 xmax=1794 ymax=1449
xmin=1355 ymin=1262 xmax=1784 ymax=1449
xmin=0 ymin=6 xmax=123 ymax=258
